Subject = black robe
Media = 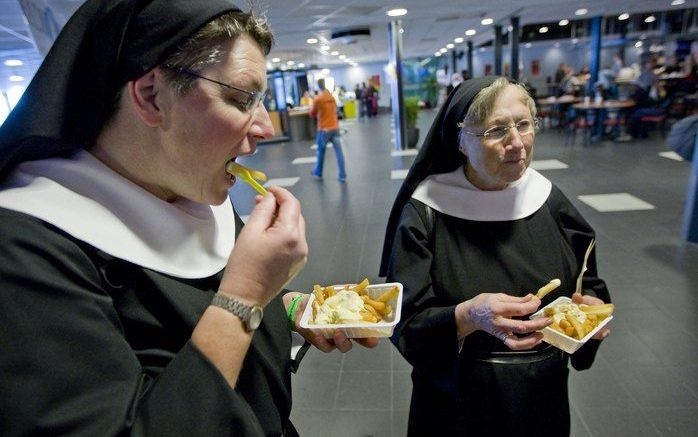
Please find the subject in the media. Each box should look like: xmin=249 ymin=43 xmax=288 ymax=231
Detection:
xmin=0 ymin=207 xmax=297 ymax=437
xmin=386 ymin=185 xmax=610 ymax=437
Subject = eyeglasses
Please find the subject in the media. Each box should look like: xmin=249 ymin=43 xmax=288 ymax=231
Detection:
xmin=464 ymin=118 xmax=539 ymax=141
xmin=164 ymin=66 xmax=267 ymax=112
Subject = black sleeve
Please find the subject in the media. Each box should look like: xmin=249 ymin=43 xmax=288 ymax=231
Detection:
xmin=386 ymin=201 xmax=460 ymax=370
xmin=0 ymin=212 xmax=265 ymax=436
xmin=548 ymin=187 xmax=612 ymax=370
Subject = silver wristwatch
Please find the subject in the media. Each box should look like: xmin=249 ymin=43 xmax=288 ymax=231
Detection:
xmin=211 ymin=293 xmax=264 ymax=332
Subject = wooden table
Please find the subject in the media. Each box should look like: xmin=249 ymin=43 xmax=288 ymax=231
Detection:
xmin=571 ymin=100 xmax=637 ymax=142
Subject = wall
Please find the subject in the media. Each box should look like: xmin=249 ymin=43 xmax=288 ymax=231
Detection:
xmin=324 ymin=62 xmax=390 ymax=107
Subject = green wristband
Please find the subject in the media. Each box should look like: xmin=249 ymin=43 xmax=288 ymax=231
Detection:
xmin=287 ymin=294 xmax=306 ymax=331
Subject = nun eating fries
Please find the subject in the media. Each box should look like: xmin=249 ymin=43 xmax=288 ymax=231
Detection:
xmin=381 ymin=77 xmax=612 ymax=436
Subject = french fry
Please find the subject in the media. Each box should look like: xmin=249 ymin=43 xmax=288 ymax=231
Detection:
xmin=565 ymin=313 xmax=586 ymax=340
xmin=580 ymin=303 xmax=615 ymax=317
xmin=364 ymin=298 xmax=386 ymax=313
xmin=364 ymin=302 xmax=381 ymax=320
xmin=313 ymin=285 xmax=325 ymax=305
xmin=376 ymin=286 xmax=399 ymax=303
xmin=352 ymin=278 xmax=370 ymax=295
xmin=535 ymin=279 xmax=561 ymax=299
xmin=377 ymin=303 xmax=392 ymax=318
xmin=325 ymin=286 xmax=336 ymax=298
xmin=360 ymin=310 xmax=378 ymax=323
xmin=549 ymin=322 xmax=565 ymax=334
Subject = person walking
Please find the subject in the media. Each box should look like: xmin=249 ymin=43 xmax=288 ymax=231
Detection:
xmin=311 ymin=79 xmax=347 ymax=182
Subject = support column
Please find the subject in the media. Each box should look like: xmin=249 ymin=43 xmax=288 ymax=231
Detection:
xmin=682 ymin=134 xmax=698 ymax=243
xmin=388 ymin=20 xmax=406 ymax=150
xmin=589 ymin=16 xmax=602 ymax=92
xmin=467 ymin=41 xmax=473 ymax=78
xmin=494 ymin=25 xmax=503 ymax=75
xmin=510 ymin=16 xmax=520 ymax=81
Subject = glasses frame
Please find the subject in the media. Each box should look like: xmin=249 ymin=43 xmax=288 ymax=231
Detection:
xmin=163 ymin=66 xmax=266 ymax=112
xmin=463 ymin=118 xmax=540 ymax=141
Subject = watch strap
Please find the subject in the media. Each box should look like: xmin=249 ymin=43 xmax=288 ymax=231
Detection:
xmin=211 ymin=293 xmax=256 ymax=330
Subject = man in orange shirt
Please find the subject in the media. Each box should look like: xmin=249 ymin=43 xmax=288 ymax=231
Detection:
xmin=310 ymin=79 xmax=346 ymax=182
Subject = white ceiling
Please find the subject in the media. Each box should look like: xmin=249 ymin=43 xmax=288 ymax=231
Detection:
xmin=0 ymin=0 xmax=696 ymax=90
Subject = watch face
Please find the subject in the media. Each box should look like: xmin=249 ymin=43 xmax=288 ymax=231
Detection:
xmin=248 ymin=306 xmax=263 ymax=330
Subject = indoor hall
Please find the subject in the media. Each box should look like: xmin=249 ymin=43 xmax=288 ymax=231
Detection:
xmin=230 ymin=109 xmax=698 ymax=437
xmin=1 ymin=1 xmax=697 ymax=436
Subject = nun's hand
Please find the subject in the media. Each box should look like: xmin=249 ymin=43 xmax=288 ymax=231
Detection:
xmin=455 ymin=293 xmax=552 ymax=351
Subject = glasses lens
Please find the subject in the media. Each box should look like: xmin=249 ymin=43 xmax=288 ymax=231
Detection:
xmin=484 ymin=126 xmax=509 ymax=139
xmin=516 ymin=120 xmax=533 ymax=134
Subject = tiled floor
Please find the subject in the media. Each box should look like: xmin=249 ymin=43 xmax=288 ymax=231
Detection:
xmin=229 ymin=111 xmax=698 ymax=437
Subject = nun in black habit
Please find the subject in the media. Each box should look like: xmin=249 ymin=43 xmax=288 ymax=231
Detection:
xmin=0 ymin=1 xmax=375 ymax=435
xmin=380 ymin=77 xmax=612 ymax=436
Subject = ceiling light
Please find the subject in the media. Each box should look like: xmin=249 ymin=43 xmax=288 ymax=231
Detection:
xmin=572 ymin=38 xmax=579 ymax=44
xmin=298 ymin=63 xmax=305 ymax=68
xmin=306 ymin=37 xmax=318 ymax=44
xmin=525 ymin=43 xmax=532 ymax=48
xmin=271 ymin=57 xmax=280 ymax=63
xmin=386 ymin=8 xmax=407 ymax=17
xmin=481 ymin=18 xmax=493 ymax=25
xmin=9 ymin=75 xmax=24 ymax=82
xmin=645 ymin=15 xmax=656 ymax=23
xmin=446 ymin=43 xmax=454 ymax=49
xmin=635 ymin=41 xmax=643 ymax=48
xmin=435 ymin=52 xmax=442 ymax=57
xmin=331 ymin=51 xmax=339 ymax=56
xmin=559 ymin=19 xmax=569 ymax=26
xmin=454 ymin=37 xmax=464 ymax=43
xmin=321 ymin=68 xmax=330 ymax=75
xmin=320 ymin=45 xmax=330 ymax=51
xmin=439 ymin=48 xmax=447 ymax=53
xmin=339 ymin=55 xmax=346 ymax=60
xmin=465 ymin=29 xmax=476 ymax=36
xmin=4 ymin=59 xmax=23 ymax=67
xmin=286 ymin=60 xmax=295 ymax=65
xmin=672 ymin=0 xmax=686 ymax=5
xmin=399 ymin=28 xmax=404 ymax=34
xmin=618 ymin=13 xmax=630 ymax=20
xmin=575 ymin=9 xmax=587 ymax=16
xmin=539 ymin=26 xmax=549 ymax=33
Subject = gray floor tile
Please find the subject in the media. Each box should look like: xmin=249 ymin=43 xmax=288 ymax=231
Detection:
xmin=331 ymin=410 xmax=393 ymax=437
xmin=391 ymin=372 xmax=412 ymax=411
xmin=643 ymin=407 xmax=698 ymax=436
xmin=292 ymin=371 xmax=340 ymax=409
xmin=576 ymin=407 xmax=661 ymax=437
xmin=336 ymin=372 xmax=392 ymax=410
xmin=342 ymin=338 xmax=392 ymax=372
xmin=392 ymin=410 xmax=409 ymax=437
xmin=612 ymin=365 xmax=698 ymax=408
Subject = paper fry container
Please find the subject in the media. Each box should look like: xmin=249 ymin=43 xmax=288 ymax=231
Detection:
xmin=530 ymin=296 xmax=613 ymax=354
xmin=298 ymin=282 xmax=403 ymax=338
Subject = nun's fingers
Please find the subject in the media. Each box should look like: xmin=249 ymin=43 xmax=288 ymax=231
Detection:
xmin=502 ymin=332 xmax=545 ymax=351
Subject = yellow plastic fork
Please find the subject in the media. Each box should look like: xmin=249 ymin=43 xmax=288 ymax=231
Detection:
xmin=226 ymin=161 xmax=268 ymax=195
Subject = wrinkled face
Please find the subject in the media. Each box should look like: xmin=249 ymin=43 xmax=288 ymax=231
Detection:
xmin=459 ymin=85 xmax=535 ymax=190
xmin=157 ymin=34 xmax=273 ymax=205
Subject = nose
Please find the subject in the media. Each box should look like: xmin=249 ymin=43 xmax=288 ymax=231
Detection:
xmin=506 ymin=126 xmax=525 ymax=150
xmin=249 ymin=103 xmax=275 ymax=141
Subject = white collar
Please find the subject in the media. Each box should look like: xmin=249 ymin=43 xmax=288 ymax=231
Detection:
xmin=0 ymin=150 xmax=235 ymax=279
xmin=411 ymin=166 xmax=552 ymax=221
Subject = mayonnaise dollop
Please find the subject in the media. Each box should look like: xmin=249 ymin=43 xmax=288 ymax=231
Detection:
xmin=313 ymin=289 xmax=366 ymax=324
xmin=551 ymin=303 xmax=587 ymax=324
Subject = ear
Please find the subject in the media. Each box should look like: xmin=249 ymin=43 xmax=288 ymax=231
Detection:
xmin=127 ymin=69 xmax=165 ymax=128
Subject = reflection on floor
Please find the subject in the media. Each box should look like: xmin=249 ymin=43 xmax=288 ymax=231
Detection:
xmin=229 ymin=110 xmax=698 ymax=437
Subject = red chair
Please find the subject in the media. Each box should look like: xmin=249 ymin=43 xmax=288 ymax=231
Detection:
xmin=640 ymin=114 xmax=667 ymax=137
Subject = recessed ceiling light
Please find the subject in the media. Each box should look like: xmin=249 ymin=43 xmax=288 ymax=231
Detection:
xmin=635 ymin=41 xmax=643 ymax=48
xmin=525 ymin=43 xmax=532 ymax=48
xmin=387 ymin=8 xmax=407 ymax=17
xmin=559 ymin=19 xmax=569 ymax=26
xmin=446 ymin=43 xmax=454 ymax=49
xmin=454 ymin=37 xmax=464 ymax=43
xmin=298 ymin=63 xmax=305 ymax=68
xmin=539 ymin=26 xmax=549 ymax=33
xmin=481 ymin=18 xmax=493 ymax=25
xmin=4 ymin=59 xmax=23 ymax=67
xmin=321 ymin=68 xmax=330 ymax=75
xmin=320 ymin=45 xmax=330 ymax=51
xmin=271 ymin=57 xmax=280 ymax=63
xmin=399 ymin=28 xmax=404 ymax=33
xmin=306 ymin=38 xmax=318 ymax=44
xmin=645 ymin=15 xmax=656 ymax=23
xmin=575 ymin=8 xmax=588 ymax=16
xmin=331 ymin=51 xmax=339 ymax=56
xmin=618 ymin=13 xmax=630 ymax=20
xmin=435 ymin=52 xmax=441 ymax=56
xmin=286 ymin=60 xmax=295 ymax=65
xmin=672 ymin=0 xmax=686 ymax=5
xmin=339 ymin=55 xmax=346 ymax=60
xmin=439 ymin=48 xmax=447 ymax=53
xmin=465 ymin=29 xmax=476 ymax=36
xmin=9 ymin=75 xmax=24 ymax=82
